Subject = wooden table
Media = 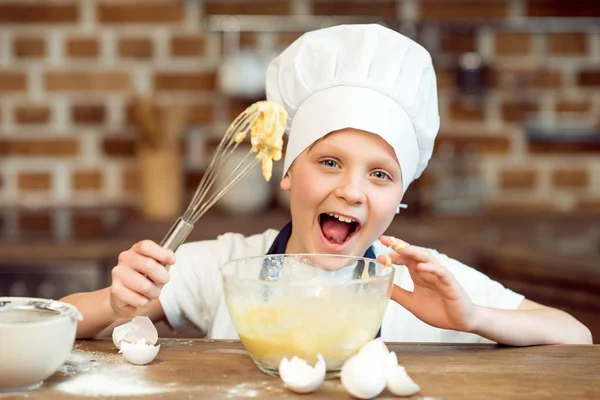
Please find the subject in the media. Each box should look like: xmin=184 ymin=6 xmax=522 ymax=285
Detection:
xmin=3 ymin=339 xmax=599 ymax=399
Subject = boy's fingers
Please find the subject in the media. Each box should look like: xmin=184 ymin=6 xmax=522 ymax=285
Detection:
xmin=111 ymin=281 xmax=151 ymax=309
xmin=113 ymin=267 xmax=162 ymax=300
xmin=120 ymin=251 xmax=170 ymax=286
xmin=390 ymin=284 xmax=414 ymax=310
xmin=379 ymin=251 xmax=426 ymax=271
xmin=379 ymin=235 xmax=409 ymax=252
xmin=132 ymin=240 xmax=176 ymax=266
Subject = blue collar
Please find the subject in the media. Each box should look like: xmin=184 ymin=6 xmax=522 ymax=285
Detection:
xmin=266 ymin=221 xmax=382 ymax=339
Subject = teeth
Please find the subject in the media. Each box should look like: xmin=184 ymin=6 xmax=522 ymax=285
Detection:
xmin=326 ymin=212 xmax=355 ymax=224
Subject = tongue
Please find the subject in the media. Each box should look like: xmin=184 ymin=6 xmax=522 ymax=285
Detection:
xmin=321 ymin=216 xmax=352 ymax=244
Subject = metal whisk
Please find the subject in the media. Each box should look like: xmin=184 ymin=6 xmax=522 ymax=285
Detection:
xmin=159 ymin=100 xmax=287 ymax=254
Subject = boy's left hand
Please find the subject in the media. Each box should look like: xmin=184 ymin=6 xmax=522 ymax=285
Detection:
xmin=377 ymin=235 xmax=478 ymax=332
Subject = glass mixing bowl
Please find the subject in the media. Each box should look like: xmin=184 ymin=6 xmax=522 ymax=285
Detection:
xmin=221 ymin=254 xmax=394 ymax=378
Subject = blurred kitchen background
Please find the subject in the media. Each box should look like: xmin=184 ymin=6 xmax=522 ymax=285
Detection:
xmin=0 ymin=0 xmax=599 ymax=341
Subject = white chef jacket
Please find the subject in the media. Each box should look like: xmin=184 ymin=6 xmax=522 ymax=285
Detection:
xmin=159 ymin=229 xmax=524 ymax=343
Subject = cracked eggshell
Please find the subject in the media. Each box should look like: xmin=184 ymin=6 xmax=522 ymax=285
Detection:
xmin=119 ymin=340 xmax=161 ymax=365
xmin=386 ymin=366 xmax=421 ymax=397
xmin=341 ymin=354 xmax=386 ymax=399
xmin=357 ymin=338 xmax=390 ymax=365
xmin=112 ymin=316 xmax=158 ymax=350
xmin=278 ymin=354 xmax=326 ymax=394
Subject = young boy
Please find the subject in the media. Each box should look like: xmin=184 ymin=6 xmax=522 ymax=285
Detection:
xmin=62 ymin=24 xmax=592 ymax=345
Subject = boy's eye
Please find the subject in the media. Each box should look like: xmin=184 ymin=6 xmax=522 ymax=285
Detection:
xmin=372 ymin=170 xmax=390 ymax=180
xmin=321 ymin=159 xmax=338 ymax=168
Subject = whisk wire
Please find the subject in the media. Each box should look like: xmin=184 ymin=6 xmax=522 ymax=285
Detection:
xmin=160 ymin=101 xmax=285 ymax=254
xmin=184 ymin=112 xmax=259 ymax=222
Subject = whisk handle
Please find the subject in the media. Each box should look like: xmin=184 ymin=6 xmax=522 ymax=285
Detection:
xmin=160 ymin=217 xmax=194 ymax=256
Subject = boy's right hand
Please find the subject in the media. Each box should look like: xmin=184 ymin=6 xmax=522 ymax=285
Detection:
xmin=109 ymin=240 xmax=176 ymax=318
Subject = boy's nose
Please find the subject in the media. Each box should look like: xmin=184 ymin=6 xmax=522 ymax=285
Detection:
xmin=334 ymin=175 xmax=366 ymax=205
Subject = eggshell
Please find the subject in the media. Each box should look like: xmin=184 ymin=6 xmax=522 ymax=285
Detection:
xmin=120 ymin=340 xmax=161 ymax=365
xmin=341 ymin=354 xmax=386 ymax=399
xmin=112 ymin=316 xmax=158 ymax=350
xmin=357 ymin=338 xmax=390 ymax=365
xmin=386 ymin=366 xmax=421 ymax=397
xmin=279 ymin=354 xmax=326 ymax=394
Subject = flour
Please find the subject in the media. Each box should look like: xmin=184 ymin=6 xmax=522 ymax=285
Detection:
xmin=55 ymin=348 xmax=173 ymax=397
xmin=56 ymin=373 xmax=167 ymax=397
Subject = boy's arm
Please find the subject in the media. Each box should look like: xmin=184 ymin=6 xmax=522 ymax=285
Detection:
xmin=61 ymin=288 xmax=166 ymax=339
xmin=471 ymin=298 xmax=592 ymax=345
xmin=61 ymin=239 xmax=174 ymax=339
xmin=378 ymin=235 xmax=593 ymax=346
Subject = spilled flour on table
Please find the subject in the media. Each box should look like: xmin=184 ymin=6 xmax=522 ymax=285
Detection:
xmin=55 ymin=347 xmax=174 ymax=397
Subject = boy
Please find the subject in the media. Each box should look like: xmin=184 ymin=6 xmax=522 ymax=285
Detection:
xmin=62 ymin=24 xmax=592 ymax=345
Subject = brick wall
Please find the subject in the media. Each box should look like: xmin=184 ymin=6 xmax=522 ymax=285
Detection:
xmin=0 ymin=0 xmax=599 ymax=220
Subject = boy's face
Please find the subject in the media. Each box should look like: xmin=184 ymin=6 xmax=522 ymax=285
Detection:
xmin=281 ymin=128 xmax=404 ymax=256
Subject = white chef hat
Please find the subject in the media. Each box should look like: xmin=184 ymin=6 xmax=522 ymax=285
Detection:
xmin=265 ymin=23 xmax=440 ymax=199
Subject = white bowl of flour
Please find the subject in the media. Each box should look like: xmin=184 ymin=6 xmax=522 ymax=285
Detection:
xmin=0 ymin=297 xmax=81 ymax=393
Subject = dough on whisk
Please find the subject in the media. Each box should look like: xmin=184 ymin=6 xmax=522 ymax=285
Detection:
xmin=233 ymin=101 xmax=287 ymax=181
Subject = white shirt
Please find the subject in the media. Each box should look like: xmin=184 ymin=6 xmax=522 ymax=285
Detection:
xmin=159 ymin=229 xmax=524 ymax=343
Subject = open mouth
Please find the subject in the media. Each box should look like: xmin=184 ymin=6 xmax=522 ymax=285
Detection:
xmin=318 ymin=212 xmax=361 ymax=246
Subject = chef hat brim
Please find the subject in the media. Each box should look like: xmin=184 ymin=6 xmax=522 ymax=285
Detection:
xmin=282 ymin=85 xmax=419 ymax=194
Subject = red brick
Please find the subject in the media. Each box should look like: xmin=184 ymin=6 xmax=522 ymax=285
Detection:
xmin=98 ymin=3 xmax=183 ymax=23
xmin=529 ymin=70 xmax=563 ymax=87
xmin=102 ymin=138 xmax=136 ymax=157
xmin=66 ymin=38 xmax=100 ymax=58
xmin=495 ymin=69 xmax=563 ymax=88
xmin=0 ymin=139 xmax=78 ymax=156
xmin=500 ymin=169 xmax=537 ymax=189
xmin=578 ymin=71 xmax=600 ymax=87
xmin=441 ymin=31 xmax=476 ymax=54
xmin=552 ymin=169 xmax=589 ymax=188
xmin=420 ymin=0 xmax=508 ymax=20
xmin=73 ymin=214 xmax=103 ymax=235
xmin=185 ymin=171 xmax=205 ymax=191
xmin=15 ymin=105 xmax=51 ymax=124
xmin=547 ymin=33 xmax=587 ymax=55
xmin=118 ymin=38 xmax=153 ymax=59
xmin=204 ymin=0 xmax=291 ymax=15
xmin=228 ymin=99 xmax=255 ymax=122
xmin=239 ymin=32 xmax=258 ymax=48
xmin=450 ymin=98 xmax=485 ymax=122
xmin=72 ymin=170 xmax=103 ymax=191
xmin=123 ymin=168 xmax=140 ymax=193
xmin=435 ymin=134 xmax=510 ymax=154
xmin=501 ymin=100 xmax=539 ymax=122
xmin=171 ymin=35 xmax=207 ymax=57
xmin=576 ymin=199 xmax=600 ymax=213
xmin=435 ymin=67 xmax=456 ymax=88
xmin=277 ymin=33 xmax=303 ymax=48
xmin=19 ymin=213 xmax=52 ymax=233
xmin=45 ymin=71 xmax=131 ymax=92
xmin=18 ymin=172 xmax=52 ymax=190
xmin=528 ymin=142 xmax=600 ymax=154
xmin=555 ymin=99 xmax=591 ymax=114
xmin=526 ymin=0 xmax=600 ymax=17
xmin=494 ymin=33 xmax=532 ymax=55
xmin=0 ymin=3 xmax=78 ymax=23
xmin=154 ymin=72 xmax=217 ymax=92
xmin=488 ymin=200 xmax=557 ymax=213
xmin=72 ymin=105 xmax=106 ymax=124
xmin=188 ymin=104 xmax=214 ymax=124
xmin=0 ymin=71 xmax=27 ymax=92
xmin=74 ymin=215 xmax=104 ymax=237
xmin=13 ymin=37 xmax=46 ymax=58
xmin=418 ymin=170 xmax=436 ymax=189
xmin=313 ymin=0 xmax=397 ymax=16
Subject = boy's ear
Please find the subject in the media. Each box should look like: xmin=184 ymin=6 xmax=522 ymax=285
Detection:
xmin=280 ymin=172 xmax=291 ymax=191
